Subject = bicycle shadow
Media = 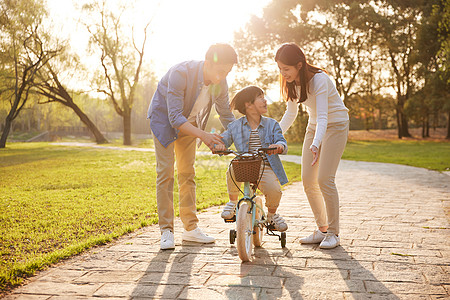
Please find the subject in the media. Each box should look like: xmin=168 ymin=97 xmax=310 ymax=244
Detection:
xmin=326 ymin=246 xmax=401 ymax=299
xmin=130 ymin=242 xmax=204 ymax=298
xmin=224 ymin=246 xmax=304 ymax=299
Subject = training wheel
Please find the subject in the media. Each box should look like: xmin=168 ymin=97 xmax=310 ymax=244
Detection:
xmin=229 ymin=229 xmax=236 ymax=244
xmin=281 ymin=232 xmax=286 ymax=248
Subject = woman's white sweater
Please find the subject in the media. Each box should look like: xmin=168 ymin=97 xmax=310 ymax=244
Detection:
xmin=279 ymin=72 xmax=349 ymax=149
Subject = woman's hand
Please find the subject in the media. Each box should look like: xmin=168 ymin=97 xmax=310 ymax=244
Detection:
xmin=310 ymin=145 xmax=319 ymax=166
xmin=267 ymin=144 xmax=284 ymax=155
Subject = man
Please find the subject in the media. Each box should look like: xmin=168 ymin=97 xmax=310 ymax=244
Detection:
xmin=147 ymin=43 xmax=237 ymax=250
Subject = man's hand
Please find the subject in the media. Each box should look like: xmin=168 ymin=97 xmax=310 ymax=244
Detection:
xmin=201 ymin=132 xmax=225 ymax=150
xmin=177 ymin=122 xmax=225 ymax=150
xmin=267 ymin=144 xmax=284 ymax=155
xmin=310 ymin=145 xmax=319 ymax=166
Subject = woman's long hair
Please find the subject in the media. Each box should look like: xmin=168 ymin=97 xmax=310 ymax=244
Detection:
xmin=275 ymin=43 xmax=326 ymax=103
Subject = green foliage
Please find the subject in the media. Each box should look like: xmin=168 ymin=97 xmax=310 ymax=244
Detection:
xmin=232 ymin=0 xmax=449 ymax=133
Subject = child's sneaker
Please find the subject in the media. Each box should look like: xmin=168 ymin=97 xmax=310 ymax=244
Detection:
xmin=221 ymin=202 xmax=236 ymax=219
xmin=267 ymin=213 xmax=288 ymax=232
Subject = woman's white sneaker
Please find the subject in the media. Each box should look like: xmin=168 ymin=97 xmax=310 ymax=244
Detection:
xmin=319 ymin=233 xmax=340 ymax=249
xmin=299 ymin=229 xmax=326 ymax=244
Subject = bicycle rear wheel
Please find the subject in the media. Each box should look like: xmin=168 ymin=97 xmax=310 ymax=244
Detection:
xmin=236 ymin=202 xmax=252 ymax=262
xmin=253 ymin=197 xmax=263 ymax=247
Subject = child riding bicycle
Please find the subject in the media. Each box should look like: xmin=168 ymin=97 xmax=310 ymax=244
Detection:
xmin=213 ymin=86 xmax=289 ymax=232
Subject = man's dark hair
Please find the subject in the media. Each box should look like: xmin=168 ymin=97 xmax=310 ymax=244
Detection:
xmin=205 ymin=43 xmax=238 ymax=65
xmin=231 ymin=86 xmax=264 ymax=115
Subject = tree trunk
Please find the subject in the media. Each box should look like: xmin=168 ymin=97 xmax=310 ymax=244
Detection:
xmin=396 ymin=106 xmax=402 ymax=139
xmin=447 ymin=111 xmax=450 ymax=139
xmin=68 ymin=102 xmax=108 ymax=144
xmin=422 ymin=120 xmax=425 ymax=138
xmin=123 ymin=109 xmax=132 ymax=146
xmin=395 ymin=94 xmax=411 ymax=138
xmin=0 ymin=116 xmax=13 ymax=148
xmin=0 ymin=91 xmax=21 ymax=148
xmin=400 ymin=113 xmax=411 ymax=137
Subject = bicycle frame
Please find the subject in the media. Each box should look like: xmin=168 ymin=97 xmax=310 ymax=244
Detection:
xmin=235 ymin=182 xmax=266 ymax=233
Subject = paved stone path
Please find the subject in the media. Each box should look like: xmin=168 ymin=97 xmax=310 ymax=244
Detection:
xmin=3 ymin=154 xmax=450 ymax=299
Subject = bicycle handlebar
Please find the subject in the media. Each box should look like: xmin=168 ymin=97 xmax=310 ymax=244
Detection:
xmin=258 ymin=147 xmax=277 ymax=152
xmin=213 ymin=147 xmax=277 ymax=156
xmin=213 ymin=150 xmax=235 ymax=155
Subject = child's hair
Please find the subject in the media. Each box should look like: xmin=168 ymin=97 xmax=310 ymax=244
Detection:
xmin=230 ymin=86 xmax=264 ymax=115
xmin=205 ymin=43 xmax=238 ymax=65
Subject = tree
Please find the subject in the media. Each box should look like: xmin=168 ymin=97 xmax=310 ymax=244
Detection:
xmin=33 ymin=48 xmax=108 ymax=144
xmin=436 ymin=0 xmax=450 ymax=139
xmin=0 ymin=0 xmax=61 ymax=148
xmin=232 ymin=0 xmax=378 ymax=137
xmin=82 ymin=1 xmax=150 ymax=145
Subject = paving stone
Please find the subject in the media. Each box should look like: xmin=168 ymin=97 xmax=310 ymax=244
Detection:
xmin=365 ymin=281 xmax=447 ymax=295
xmin=3 ymin=295 xmax=51 ymax=300
xmin=206 ymin=274 xmax=283 ymax=289
xmin=11 ymin=281 xmax=102 ymax=296
xmin=93 ymin=282 xmax=183 ymax=298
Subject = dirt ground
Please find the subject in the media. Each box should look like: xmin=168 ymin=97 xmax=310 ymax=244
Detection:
xmin=348 ymin=127 xmax=449 ymax=141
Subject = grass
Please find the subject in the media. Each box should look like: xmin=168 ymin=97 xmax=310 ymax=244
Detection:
xmin=0 ymin=142 xmax=300 ymax=292
xmin=287 ymin=139 xmax=450 ymax=172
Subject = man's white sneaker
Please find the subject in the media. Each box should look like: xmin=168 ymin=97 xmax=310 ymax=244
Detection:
xmin=182 ymin=227 xmax=215 ymax=243
xmin=160 ymin=230 xmax=175 ymax=250
xmin=299 ymin=229 xmax=326 ymax=244
xmin=267 ymin=213 xmax=288 ymax=232
xmin=221 ymin=202 xmax=236 ymax=219
xmin=319 ymin=233 xmax=340 ymax=249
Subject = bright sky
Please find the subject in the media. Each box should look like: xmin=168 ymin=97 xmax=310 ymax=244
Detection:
xmin=46 ymin=0 xmax=273 ymax=90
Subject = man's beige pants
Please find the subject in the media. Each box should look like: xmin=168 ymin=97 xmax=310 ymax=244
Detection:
xmin=152 ymin=130 xmax=198 ymax=233
xmin=301 ymin=120 xmax=349 ymax=235
xmin=227 ymin=165 xmax=282 ymax=211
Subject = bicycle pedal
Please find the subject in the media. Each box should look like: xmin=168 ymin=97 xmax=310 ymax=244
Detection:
xmin=267 ymin=223 xmax=276 ymax=231
xmin=224 ymin=215 xmax=236 ymax=223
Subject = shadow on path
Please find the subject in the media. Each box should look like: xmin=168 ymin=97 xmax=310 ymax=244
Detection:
xmin=224 ymin=246 xmax=304 ymax=299
xmin=328 ymin=247 xmax=400 ymax=299
xmin=130 ymin=242 xmax=214 ymax=299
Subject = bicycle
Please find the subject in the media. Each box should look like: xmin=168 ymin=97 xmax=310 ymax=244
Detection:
xmin=214 ymin=147 xmax=287 ymax=262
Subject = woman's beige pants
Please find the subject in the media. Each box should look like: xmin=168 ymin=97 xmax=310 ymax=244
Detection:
xmin=301 ymin=121 xmax=349 ymax=235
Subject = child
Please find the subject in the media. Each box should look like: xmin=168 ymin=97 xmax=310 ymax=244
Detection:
xmin=214 ymin=86 xmax=289 ymax=231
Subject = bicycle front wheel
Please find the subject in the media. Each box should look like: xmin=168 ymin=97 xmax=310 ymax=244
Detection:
xmin=236 ymin=202 xmax=253 ymax=262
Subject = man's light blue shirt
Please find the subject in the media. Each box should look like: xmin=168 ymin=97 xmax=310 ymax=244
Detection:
xmin=220 ymin=116 xmax=289 ymax=185
xmin=147 ymin=60 xmax=235 ymax=148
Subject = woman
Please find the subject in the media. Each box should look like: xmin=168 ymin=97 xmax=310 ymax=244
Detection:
xmin=276 ymin=43 xmax=349 ymax=249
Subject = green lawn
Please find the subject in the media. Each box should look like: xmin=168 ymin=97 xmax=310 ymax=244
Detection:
xmin=0 ymin=142 xmax=300 ymax=291
xmin=287 ymin=140 xmax=450 ymax=172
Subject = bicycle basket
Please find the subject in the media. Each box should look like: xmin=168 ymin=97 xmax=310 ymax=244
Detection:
xmin=231 ymin=154 xmax=262 ymax=183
